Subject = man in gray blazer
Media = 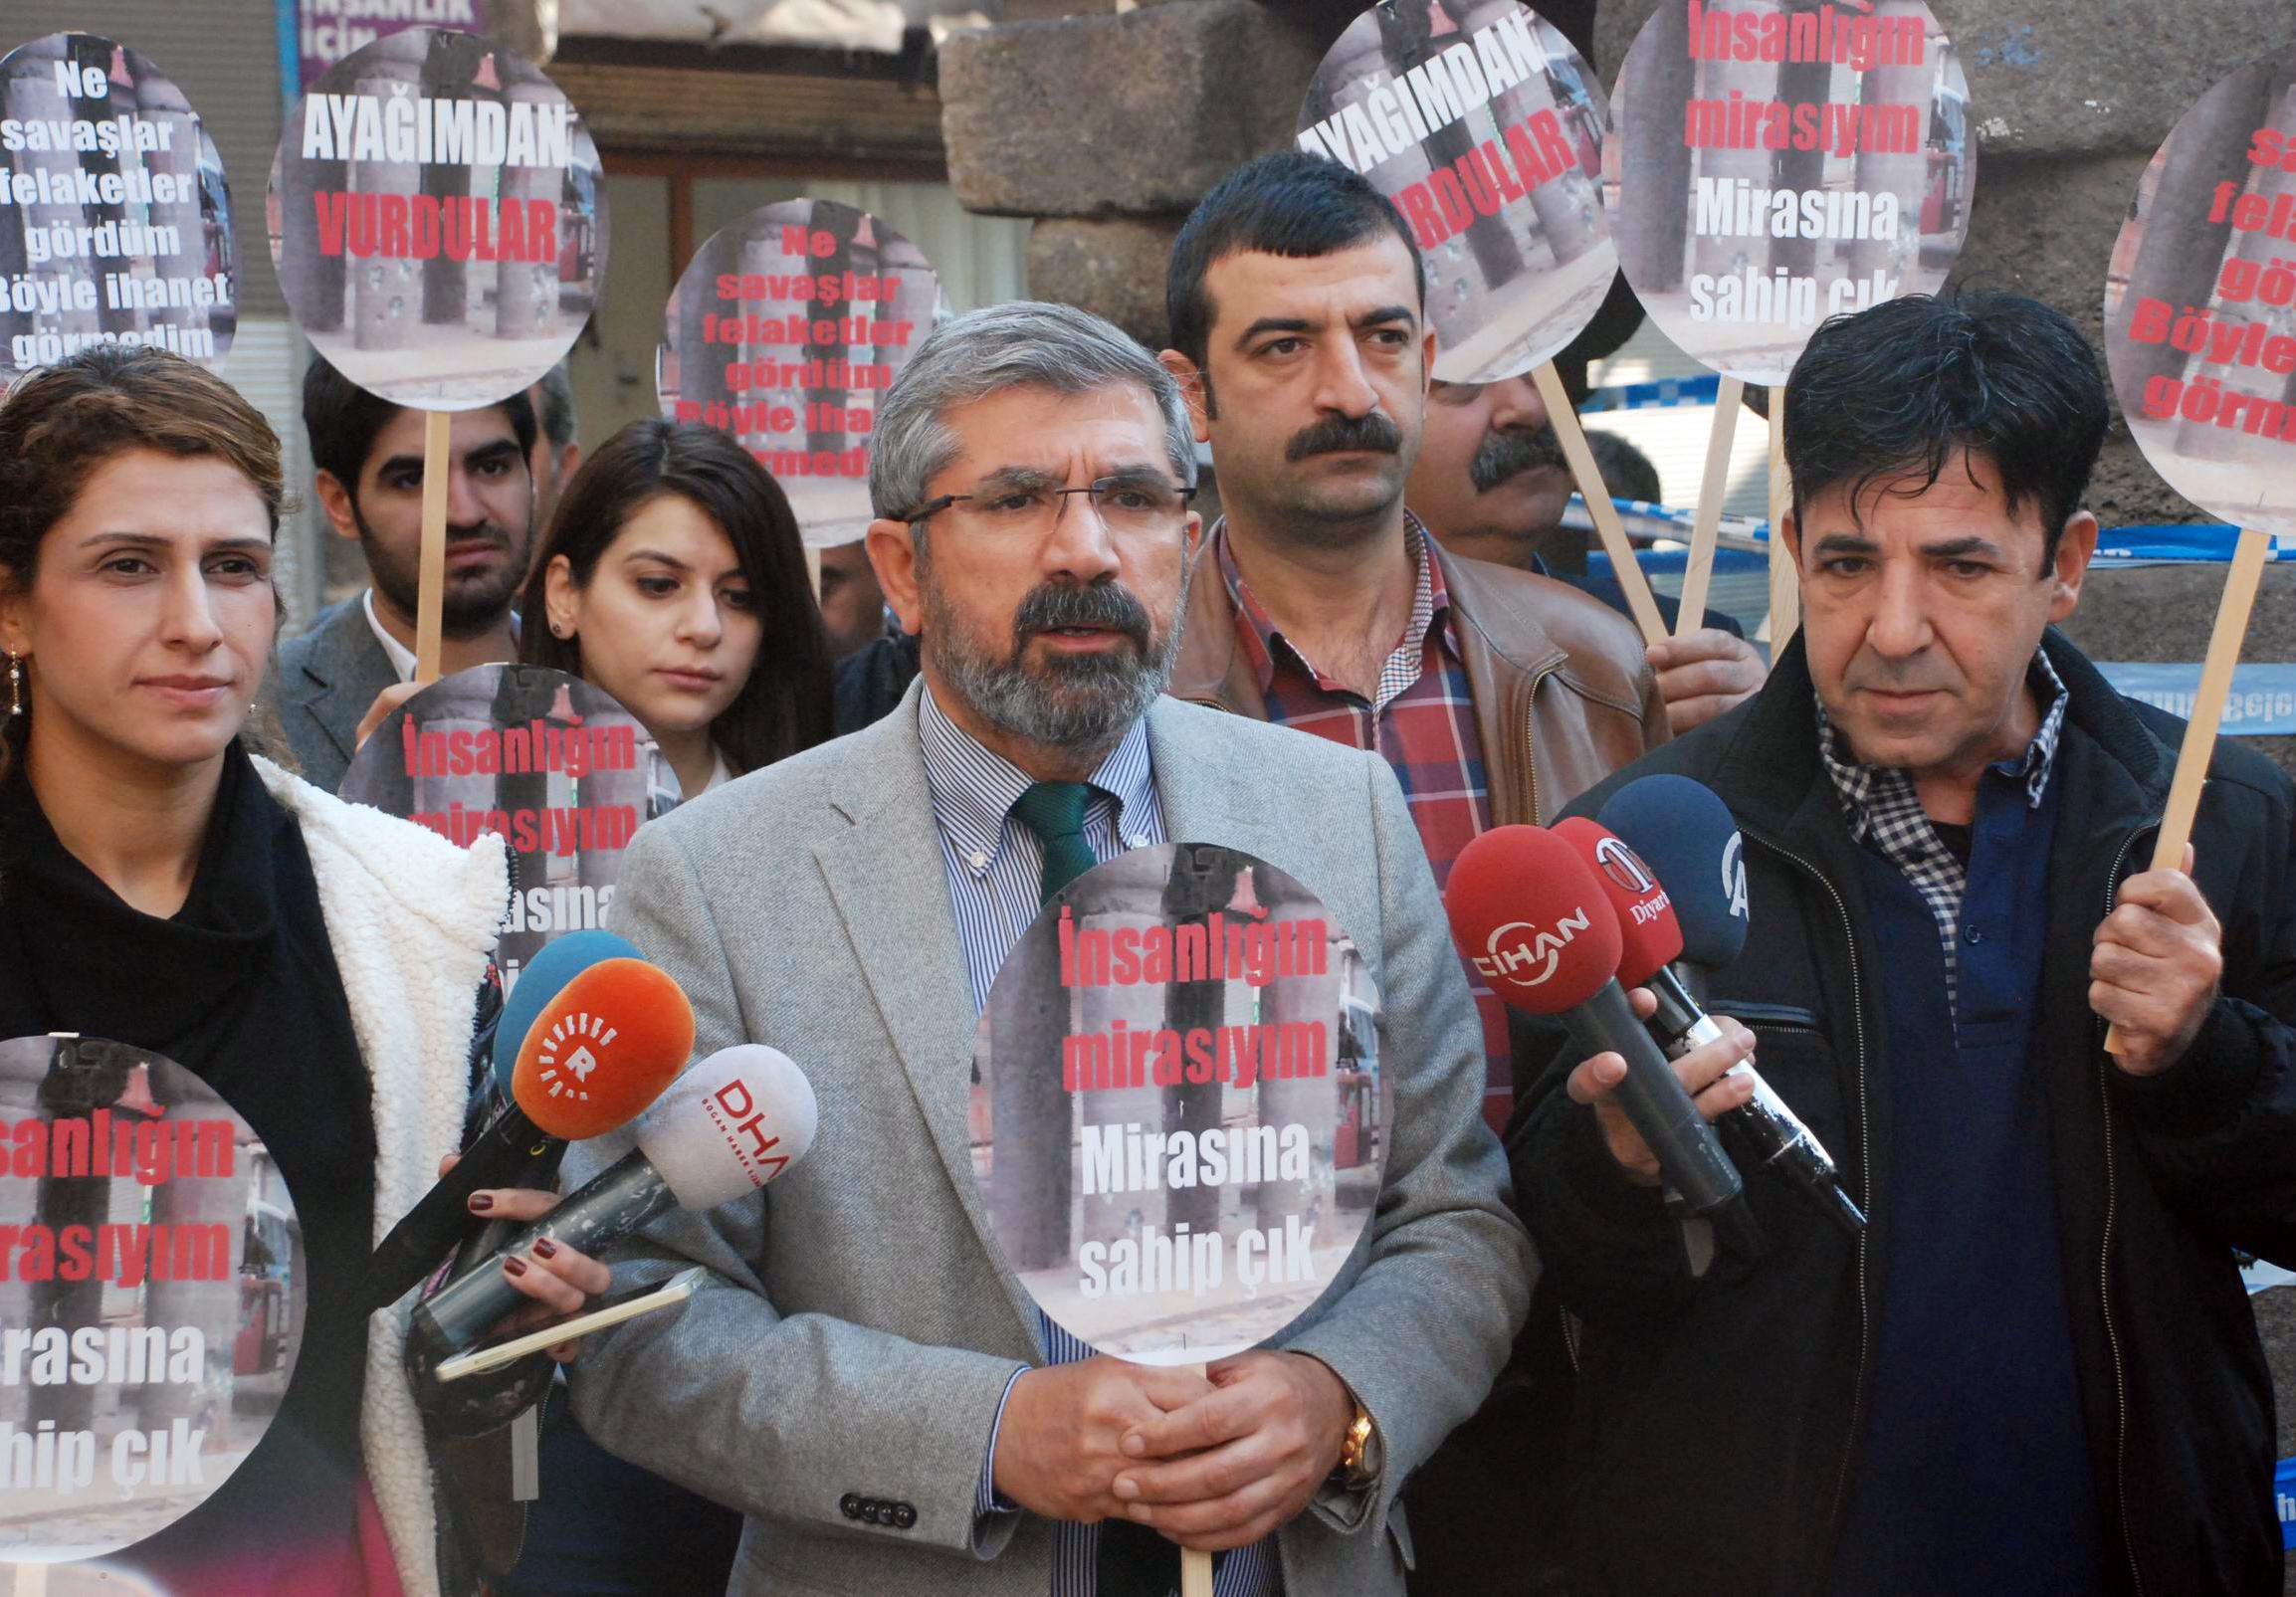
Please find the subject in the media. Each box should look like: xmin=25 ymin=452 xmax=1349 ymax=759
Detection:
xmin=565 ymin=301 xmax=1532 ymax=1597
xmin=275 ymin=358 xmax=536 ymax=789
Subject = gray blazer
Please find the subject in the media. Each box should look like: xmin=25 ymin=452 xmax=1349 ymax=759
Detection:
xmin=275 ymin=593 xmax=399 ymax=793
xmin=565 ymin=683 xmax=1533 ymax=1597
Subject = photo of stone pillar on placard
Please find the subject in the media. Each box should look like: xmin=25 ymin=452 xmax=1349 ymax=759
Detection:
xmin=657 ymin=198 xmax=942 ymax=546
xmin=1300 ymin=0 xmax=1615 ymax=384
xmin=267 ymin=26 xmax=607 ymax=410
xmin=0 ymin=34 xmax=237 ymax=390
xmin=339 ymin=664 xmax=679 ymax=994
xmin=0 ymin=1036 xmax=303 ymax=1563
xmin=1607 ymin=0 xmax=1973 ymax=385
xmin=972 ymin=846 xmax=1385 ymax=1365
xmin=2105 ymin=47 xmax=2296 ymax=537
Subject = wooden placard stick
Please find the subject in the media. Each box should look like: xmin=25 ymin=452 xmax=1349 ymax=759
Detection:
xmin=1676 ymin=375 xmax=1745 ymax=636
xmin=413 ymin=408 xmax=454 ymax=685
xmin=805 ymin=543 xmax=823 ymax=606
xmin=1529 ymin=360 xmax=1667 ymax=646
xmin=1766 ymin=384 xmax=1798 ymax=648
xmin=1181 ymin=1361 xmax=1213 ymax=1597
xmin=2103 ymin=527 xmax=2272 ymax=1055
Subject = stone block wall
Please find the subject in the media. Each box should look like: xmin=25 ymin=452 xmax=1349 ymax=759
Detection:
xmin=942 ymin=0 xmax=2294 ymax=779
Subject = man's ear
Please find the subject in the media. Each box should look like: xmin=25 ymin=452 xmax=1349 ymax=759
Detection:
xmin=313 ymin=470 xmax=362 ymax=542
xmin=1780 ymin=510 xmax=1802 ymax=572
xmin=865 ymin=517 xmax=925 ymax=637
xmin=1158 ymin=350 xmax=1213 ymax=443
xmin=2048 ymin=510 xmax=2099 ymax=623
xmin=1420 ymin=322 xmax=1438 ymax=400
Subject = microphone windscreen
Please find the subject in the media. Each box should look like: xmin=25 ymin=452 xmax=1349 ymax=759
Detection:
xmin=511 ymin=958 xmax=695 ymax=1139
xmin=1598 ymin=774 xmax=1750 ymax=970
xmin=1445 ymin=826 xmax=1624 ymax=1015
xmin=637 ymin=1046 xmax=820 ymax=1211
xmin=494 ymin=930 xmax=642 ymax=1093
xmin=1554 ymin=818 xmax=1684 ymax=987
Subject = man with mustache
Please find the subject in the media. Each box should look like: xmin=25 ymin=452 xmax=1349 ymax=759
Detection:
xmin=274 ymin=356 xmax=538 ymax=790
xmin=560 ymin=300 xmax=1542 ymax=1597
xmin=1514 ymin=294 xmax=2296 ymax=1595
xmin=1159 ymin=150 xmax=1670 ymax=1143
xmin=1407 ymin=375 xmax=1768 ymax=734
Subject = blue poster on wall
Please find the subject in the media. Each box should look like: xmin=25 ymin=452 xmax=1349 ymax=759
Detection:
xmin=2279 ymin=1458 xmax=2295 ymax=1551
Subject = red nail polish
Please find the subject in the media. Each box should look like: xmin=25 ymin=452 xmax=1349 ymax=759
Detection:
xmin=468 ymin=1193 xmax=493 ymax=1213
xmin=533 ymin=1238 xmax=558 ymax=1260
xmin=504 ymin=1256 xmax=528 ymax=1277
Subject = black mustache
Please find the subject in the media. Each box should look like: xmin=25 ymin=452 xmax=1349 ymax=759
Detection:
xmin=1468 ymin=425 xmax=1566 ymax=492
xmin=1012 ymin=581 xmax=1151 ymax=651
xmin=1286 ymin=412 xmax=1403 ymax=461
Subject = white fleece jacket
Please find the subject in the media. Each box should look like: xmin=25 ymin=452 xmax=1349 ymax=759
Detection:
xmin=256 ymin=758 xmax=508 ymax=1597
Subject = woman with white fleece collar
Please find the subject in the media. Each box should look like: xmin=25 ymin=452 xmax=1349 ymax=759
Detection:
xmin=0 ymin=346 xmax=604 ymax=1597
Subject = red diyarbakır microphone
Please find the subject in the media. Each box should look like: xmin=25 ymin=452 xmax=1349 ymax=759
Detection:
xmin=363 ymin=957 xmax=695 ymax=1313
xmin=1552 ymin=817 xmax=1685 ymax=986
xmin=1446 ymin=825 xmax=1750 ymax=1233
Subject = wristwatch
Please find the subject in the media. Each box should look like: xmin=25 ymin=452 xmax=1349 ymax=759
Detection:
xmin=1333 ymin=1395 xmax=1379 ymax=1490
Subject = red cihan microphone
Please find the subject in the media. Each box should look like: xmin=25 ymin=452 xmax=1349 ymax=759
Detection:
xmin=363 ymin=957 xmax=695 ymax=1314
xmin=1446 ymin=825 xmax=1751 ymax=1237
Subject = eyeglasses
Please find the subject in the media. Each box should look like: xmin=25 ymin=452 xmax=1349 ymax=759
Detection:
xmin=903 ymin=475 xmax=1197 ymax=536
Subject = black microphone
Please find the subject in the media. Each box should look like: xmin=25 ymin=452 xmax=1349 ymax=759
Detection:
xmin=1599 ymin=775 xmax=1866 ymax=1235
xmin=1447 ymin=825 xmax=1757 ymax=1253
xmin=407 ymin=1045 xmax=818 ymax=1369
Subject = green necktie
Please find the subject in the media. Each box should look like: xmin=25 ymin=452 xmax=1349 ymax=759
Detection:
xmin=1011 ymin=779 xmax=1187 ymax=1595
xmin=1009 ymin=780 xmax=1098 ymax=906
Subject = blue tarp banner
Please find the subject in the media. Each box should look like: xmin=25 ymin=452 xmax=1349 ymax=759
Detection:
xmin=2097 ymin=665 xmax=2296 ymax=737
xmin=2279 ymin=1459 xmax=2295 ymax=1551
xmin=2092 ymin=526 xmax=2296 ymax=564
xmin=1567 ymin=499 xmax=2294 ymax=565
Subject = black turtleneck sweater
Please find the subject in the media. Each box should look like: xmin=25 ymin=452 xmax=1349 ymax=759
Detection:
xmin=0 ymin=743 xmax=386 ymax=1587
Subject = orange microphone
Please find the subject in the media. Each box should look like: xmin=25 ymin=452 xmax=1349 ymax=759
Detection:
xmin=363 ymin=957 xmax=694 ymax=1313
xmin=510 ymin=958 xmax=695 ymax=1139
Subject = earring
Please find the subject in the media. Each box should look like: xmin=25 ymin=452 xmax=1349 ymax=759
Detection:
xmin=5 ymin=653 xmax=21 ymax=716
xmin=549 ymin=620 xmax=568 ymax=639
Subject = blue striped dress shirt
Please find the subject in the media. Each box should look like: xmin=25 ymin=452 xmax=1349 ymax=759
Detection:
xmin=915 ymin=688 xmax=1281 ymax=1597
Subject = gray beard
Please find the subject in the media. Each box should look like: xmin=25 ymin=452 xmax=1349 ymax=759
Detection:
xmin=921 ymin=566 xmax=1190 ymax=754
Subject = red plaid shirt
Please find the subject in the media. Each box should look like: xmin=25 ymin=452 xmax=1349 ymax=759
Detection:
xmin=1215 ymin=520 xmax=1512 ymax=1132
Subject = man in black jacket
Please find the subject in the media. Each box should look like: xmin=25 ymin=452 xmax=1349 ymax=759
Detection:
xmin=1513 ymin=293 xmax=2295 ymax=1596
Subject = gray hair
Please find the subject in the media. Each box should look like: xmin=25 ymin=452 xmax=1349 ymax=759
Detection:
xmin=869 ymin=300 xmax=1197 ymax=522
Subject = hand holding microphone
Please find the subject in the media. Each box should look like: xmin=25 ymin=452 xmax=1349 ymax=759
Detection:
xmin=1445 ymin=826 xmax=1756 ymax=1247
xmin=362 ymin=933 xmax=694 ymax=1313
xmin=409 ymin=1044 xmax=819 ymax=1368
xmin=432 ymin=1147 xmax=614 ymax=1364
xmin=1594 ymin=776 xmax=1866 ymax=1233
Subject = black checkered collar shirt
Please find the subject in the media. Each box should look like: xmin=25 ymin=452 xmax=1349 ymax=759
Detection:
xmin=1815 ymin=650 xmax=2070 ymax=1007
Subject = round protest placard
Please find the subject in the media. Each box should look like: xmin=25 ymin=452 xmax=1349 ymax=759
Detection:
xmin=0 ymin=1034 xmax=303 ymax=1562
xmin=1299 ymin=0 xmax=1616 ymax=383
xmin=1607 ymin=0 xmax=1974 ymax=385
xmin=2104 ymin=47 xmax=2296 ymax=536
xmin=266 ymin=25 xmax=607 ymax=410
xmin=0 ymin=34 xmax=236 ymax=390
xmin=657 ymin=198 xmax=942 ymax=546
xmin=338 ymin=664 xmax=678 ymax=991
xmin=971 ymin=846 xmax=1386 ymax=1366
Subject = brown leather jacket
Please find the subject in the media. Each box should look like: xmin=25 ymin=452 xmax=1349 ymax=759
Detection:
xmin=1169 ymin=532 xmax=1670 ymax=825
